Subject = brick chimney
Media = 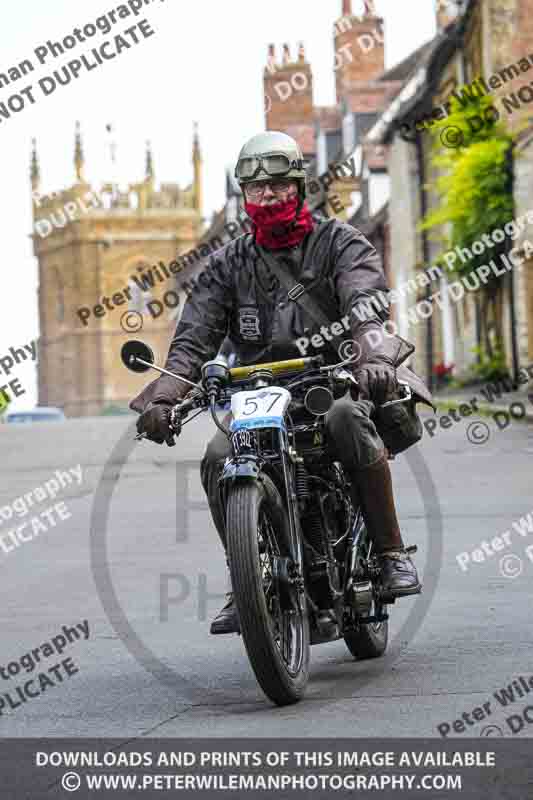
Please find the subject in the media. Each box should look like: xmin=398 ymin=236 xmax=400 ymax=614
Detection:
xmin=334 ymin=0 xmax=385 ymax=104
xmin=263 ymin=42 xmax=314 ymax=130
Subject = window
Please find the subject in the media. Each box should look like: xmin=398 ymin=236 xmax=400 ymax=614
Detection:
xmin=342 ymin=112 xmax=356 ymax=153
xmin=128 ymin=279 xmax=150 ymax=313
xmin=317 ymin=131 xmax=328 ymax=175
xmin=54 ymin=268 xmax=65 ymax=323
xmin=128 ymin=261 xmax=153 ymax=312
xmin=326 ymin=131 xmax=343 ymax=163
xmin=225 ymin=195 xmax=238 ymax=224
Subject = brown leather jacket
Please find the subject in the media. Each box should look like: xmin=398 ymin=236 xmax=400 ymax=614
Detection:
xmin=131 ymin=218 xmax=433 ymax=413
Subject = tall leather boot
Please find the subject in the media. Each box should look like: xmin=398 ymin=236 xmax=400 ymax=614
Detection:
xmin=351 ymin=454 xmax=421 ymax=598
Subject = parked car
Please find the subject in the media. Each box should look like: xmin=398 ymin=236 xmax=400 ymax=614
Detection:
xmin=4 ymin=407 xmax=66 ymax=424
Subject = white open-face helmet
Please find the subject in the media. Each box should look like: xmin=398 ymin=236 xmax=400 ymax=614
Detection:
xmin=235 ymin=131 xmax=307 ymax=199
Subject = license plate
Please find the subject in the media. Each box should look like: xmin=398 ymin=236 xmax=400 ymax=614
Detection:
xmin=230 ymin=387 xmax=290 ymax=431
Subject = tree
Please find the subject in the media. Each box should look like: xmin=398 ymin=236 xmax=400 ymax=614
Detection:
xmin=420 ymin=92 xmax=515 ymax=363
xmin=0 ymin=391 xmax=10 ymax=416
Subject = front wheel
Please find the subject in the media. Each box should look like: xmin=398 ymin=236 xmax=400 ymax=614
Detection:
xmin=226 ymin=475 xmax=310 ymax=706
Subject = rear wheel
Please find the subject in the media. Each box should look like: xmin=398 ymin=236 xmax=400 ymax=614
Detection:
xmin=343 ymin=594 xmax=388 ymax=659
xmin=226 ymin=475 xmax=310 ymax=706
xmin=343 ymin=522 xmax=388 ymax=660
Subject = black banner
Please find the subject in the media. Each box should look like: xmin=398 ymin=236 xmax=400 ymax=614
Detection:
xmin=1 ymin=738 xmax=532 ymax=799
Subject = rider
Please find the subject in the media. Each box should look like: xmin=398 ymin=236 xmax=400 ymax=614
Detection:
xmin=131 ymin=131 xmax=426 ymax=635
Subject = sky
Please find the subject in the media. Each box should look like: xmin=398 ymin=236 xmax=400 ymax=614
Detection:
xmin=0 ymin=0 xmax=436 ymax=410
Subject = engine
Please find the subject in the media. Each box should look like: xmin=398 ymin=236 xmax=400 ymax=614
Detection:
xmin=298 ymin=461 xmax=353 ymax=609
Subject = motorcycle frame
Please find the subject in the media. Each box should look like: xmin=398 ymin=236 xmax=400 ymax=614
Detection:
xmin=217 ymin=400 xmax=370 ymax=634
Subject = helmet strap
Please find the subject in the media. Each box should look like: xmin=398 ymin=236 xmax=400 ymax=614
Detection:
xmin=294 ymin=180 xmax=306 ymax=221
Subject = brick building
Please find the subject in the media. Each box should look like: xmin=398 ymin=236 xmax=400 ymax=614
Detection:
xmin=262 ymin=0 xmax=403 ymax=230
xmin=368 ymin=0 xmax=533 ymax=385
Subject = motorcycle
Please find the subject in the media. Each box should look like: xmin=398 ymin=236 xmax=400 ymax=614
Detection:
xmin=122 ymin=340 xmax=415 ymax=707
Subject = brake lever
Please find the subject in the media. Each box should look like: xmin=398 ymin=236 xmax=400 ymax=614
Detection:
xmin=380 ymin=380 xmax=412 ymax=408
xmin=135 ymin=404 xmax=183 ymax=445
xmin=331 ymin=366 xmax=358 ymax=386
xmin=169 ymin=406 xmax=183 ymax=438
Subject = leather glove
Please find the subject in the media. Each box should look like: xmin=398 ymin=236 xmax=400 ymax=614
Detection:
xmin=354 ymin=363 xmax=397 ymax=405
xmin=137 ymin=401 xmax=175 ymax=446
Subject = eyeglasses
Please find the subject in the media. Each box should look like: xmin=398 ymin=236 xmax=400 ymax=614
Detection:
xmin=235 ymin=153 xmax=304 ymax=181
xmin=244 ymin=179 xmax=296 ymax=198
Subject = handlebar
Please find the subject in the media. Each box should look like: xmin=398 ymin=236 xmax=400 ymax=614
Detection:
xmin=136 ymin=353 xmax=412 ymax=442
xmin=228 ymin=356 xmax=321 ymax=382
xmin=162 ymin=356 xmax=330 ymax=439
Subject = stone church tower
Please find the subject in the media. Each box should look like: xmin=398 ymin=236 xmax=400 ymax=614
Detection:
xmin=32 ymin=123 xmax=203 ymax=417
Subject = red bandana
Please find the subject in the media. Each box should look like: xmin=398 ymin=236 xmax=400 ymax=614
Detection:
xmin=244 ymin=196 xmax=314 ymax=249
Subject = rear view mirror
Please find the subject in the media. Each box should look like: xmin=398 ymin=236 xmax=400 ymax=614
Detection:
xmin=121 ymin=340 xmax=155 ymax=373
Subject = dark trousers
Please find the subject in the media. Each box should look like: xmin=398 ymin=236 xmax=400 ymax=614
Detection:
xmin=200 ymin=395 xmax=387 ymax=549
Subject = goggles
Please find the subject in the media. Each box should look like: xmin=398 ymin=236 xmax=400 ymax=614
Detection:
xmin=235 ymin=153 xmax=305 ymax=181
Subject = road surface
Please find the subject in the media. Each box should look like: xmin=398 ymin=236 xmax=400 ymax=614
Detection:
xmin=1 ymin=408 xmax=531 ymax=739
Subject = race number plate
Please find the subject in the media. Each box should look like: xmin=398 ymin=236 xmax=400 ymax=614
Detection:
xmin=230 ymin=387 xmax=291 ymax=431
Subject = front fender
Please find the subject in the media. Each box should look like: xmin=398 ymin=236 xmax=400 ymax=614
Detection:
xmin=220 ymin=460 xmax=296 ymax=563
xmin=220 ymin=455 xmax=263 ymax=483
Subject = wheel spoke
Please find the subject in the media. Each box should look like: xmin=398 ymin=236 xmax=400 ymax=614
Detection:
xmin=257 ymin=508 xmax=303 ymax=676
xmin=227 ymin=478 xmax=309 ymax=704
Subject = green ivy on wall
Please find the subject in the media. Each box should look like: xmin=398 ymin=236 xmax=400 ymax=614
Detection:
xmin=420 ymin=91 xmax=516 ymax=360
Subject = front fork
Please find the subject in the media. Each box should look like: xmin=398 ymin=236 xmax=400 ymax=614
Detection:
xmin=218 ymin=427 xmax=306 ymax=611
xmin=278 ymin=427 xmax=305 ymax=571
